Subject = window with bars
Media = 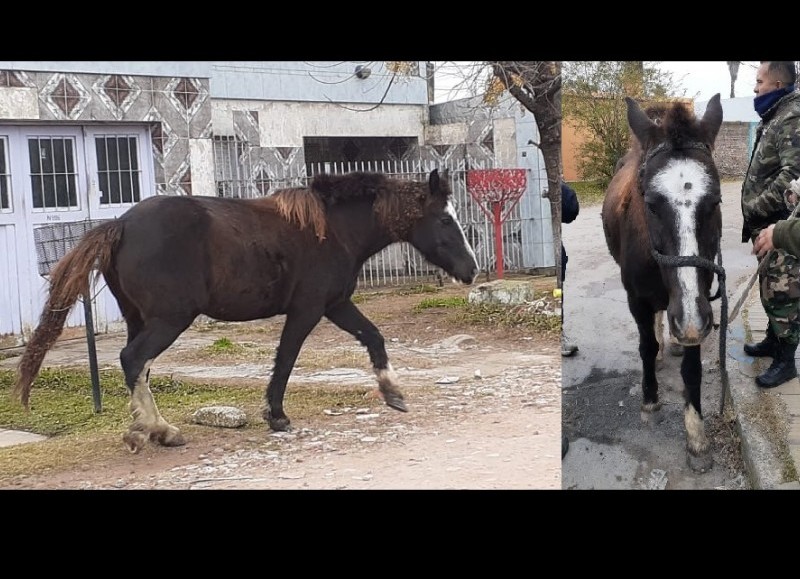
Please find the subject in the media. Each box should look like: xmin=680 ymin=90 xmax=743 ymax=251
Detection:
xmin=28 ymin=136 xmax=78 ymax=210
xmin=95 ymin=135 xmax=141 ymax=205
xmin=213 ymin=135 xmax=252 ymax=198
xmin=0 ymin=137 xmax=9 ymax=211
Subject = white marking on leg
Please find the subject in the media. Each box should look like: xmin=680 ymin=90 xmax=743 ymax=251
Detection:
xmin=129 ymin=358 xmax=167 ymax=431
xmin=375 ymin=362 xmax=400 ymax=393
xmin=684 ymin=403 xmax=709 ymax=455
xmin=655 ymin=310 xmax=665 ymax=360
xmin=652 ymin=159 xmax=712 ymax=337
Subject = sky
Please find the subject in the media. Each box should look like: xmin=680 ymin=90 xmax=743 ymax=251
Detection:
xmin=432 ymin=61 xmax=762 ymax=104
xmin=658 ymin=61 xmax=759 ymax=102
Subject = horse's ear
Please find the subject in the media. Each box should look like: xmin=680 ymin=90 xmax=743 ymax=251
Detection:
xmin=626 ymin=97 xmax=657 ymax=146
xmin=700 ymin=93 xmax=723 ymax=147
xmin=429 ymin=169 xmax=440 ymax=193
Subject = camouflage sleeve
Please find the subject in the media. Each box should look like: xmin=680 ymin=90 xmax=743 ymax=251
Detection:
xmin=751 ymin=116 xmax=800 ymax=217
xmin=773 ymin=218 xmax=800 ymax=257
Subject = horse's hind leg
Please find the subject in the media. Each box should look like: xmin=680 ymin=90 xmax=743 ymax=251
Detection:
xmin=325 ymin=300 xmax=407 ymax=413
xmin=681 ymin=345 xmax=712 ymax=472
xmin=119 ymin=317 xmax=192 ymax=453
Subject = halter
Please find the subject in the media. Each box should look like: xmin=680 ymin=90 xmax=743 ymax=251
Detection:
xmin=638 ymin=140 xmax=712 ymax=188
xmin=641 ymin=139 xmax=729 ymax=414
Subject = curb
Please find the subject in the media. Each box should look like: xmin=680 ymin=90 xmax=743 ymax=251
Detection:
xmin=728 ymin=281 xmax=800 ymax=489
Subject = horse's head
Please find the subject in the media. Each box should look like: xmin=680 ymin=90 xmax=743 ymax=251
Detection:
xmin=407 ymin=169 xmax=479 ymax=284
xmin=627 ymin=94 xmax=723 ymax=345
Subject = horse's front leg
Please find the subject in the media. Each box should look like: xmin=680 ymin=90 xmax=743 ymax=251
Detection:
xmin=681 ymin=345 xmax=712 ymax=472
xmin=264 ymin=309 xmax=323 ymax=432
xmin=325 ymin=299 xmax=407 ymax=412
xmin=631 ymin=302 xmax=661 ymax=422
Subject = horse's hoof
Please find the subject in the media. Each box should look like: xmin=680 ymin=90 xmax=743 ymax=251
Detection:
xmin=268 ymin=416 xmax=291 ymax=432
xmin=156 ymin=428 xmax=185 ymax=447
xmin=384 ymin=393 xmax=408 ymax=412
xmin=122 ymin=431 xmax=147 ymax=454
xmin=640 ymin=402 xmax=663 ymax=425
xmin=687 ymin=449 xmax=713 ymax=473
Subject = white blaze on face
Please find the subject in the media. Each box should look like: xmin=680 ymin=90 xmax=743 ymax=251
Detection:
xmin=652 ymin=158 xmax=712 ymax=334
xmin=445 ymin=200 xmax=478 ymax=268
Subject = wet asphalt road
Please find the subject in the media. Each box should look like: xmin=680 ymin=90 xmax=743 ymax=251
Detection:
xmin=561 ymin=180 xmax=755 ymax=490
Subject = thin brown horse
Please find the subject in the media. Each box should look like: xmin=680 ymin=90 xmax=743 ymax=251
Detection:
xmin=602 ymin=95 xmax=723 ymax=472
xmin=14 ymin=169 xmax=479 ymax=454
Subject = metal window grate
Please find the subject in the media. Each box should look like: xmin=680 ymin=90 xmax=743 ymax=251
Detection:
xmin=95 ymin=135 xmax=141 ymax=206
xmin=33 ymin=219 xmax=110 ymax=277
xmin=28 ymin=136 xmax=78 ymax=211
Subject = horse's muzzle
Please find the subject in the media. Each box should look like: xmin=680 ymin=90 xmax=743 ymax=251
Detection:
xmin=670 ymin=313 xmax=713 ymax=346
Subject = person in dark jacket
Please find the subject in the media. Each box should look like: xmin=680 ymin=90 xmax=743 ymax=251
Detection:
xmin=561 ymin=181 xmax=580 ymax=357
xmin=741 ymin=61 xmax=800 ymax=388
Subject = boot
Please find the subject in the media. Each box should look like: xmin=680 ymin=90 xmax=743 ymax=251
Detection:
xmin=561 ymin=333 xmax=578 ymax=357
xmin=756 ymin=339 xmax=799 ymax=388
xmin=744 ymin=323 xmax=779 ymax=358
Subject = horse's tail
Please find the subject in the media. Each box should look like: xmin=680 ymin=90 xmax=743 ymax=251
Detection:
xmin=13 ymin=221 xmax=124 ymax=409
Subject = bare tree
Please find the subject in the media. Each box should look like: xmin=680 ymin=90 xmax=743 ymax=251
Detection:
xmin=727 ymin=61 xmax=740 ymax=98
xmin=488 ymin=61 xmax=564 ymax=287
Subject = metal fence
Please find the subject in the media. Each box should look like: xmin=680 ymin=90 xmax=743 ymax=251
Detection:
xmin=213 ymin=141 xmax=546 ymax=288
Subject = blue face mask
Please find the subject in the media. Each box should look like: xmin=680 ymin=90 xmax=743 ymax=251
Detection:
xmin=754 ymin=84 xmax=796 ymax=117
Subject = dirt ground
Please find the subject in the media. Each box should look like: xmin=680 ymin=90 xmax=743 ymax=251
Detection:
xmin=2 ymin=278 xmax=561 ymax=490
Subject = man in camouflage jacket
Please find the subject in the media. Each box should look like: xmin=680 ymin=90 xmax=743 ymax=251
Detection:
xmin=741 ymin=61 xmax=800 ymax=388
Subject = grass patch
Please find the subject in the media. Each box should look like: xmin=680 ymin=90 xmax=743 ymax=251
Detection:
xmin=394 ymin=284 xmax=440 ymax=296
xmin=568 ymin=180 xmax=606 ymax=207
xmin=413 ymin=296 xmax=469 ymax=311
xmin=453 ymin=302 xmax=561 ymax=335
xmin=207 ymin=337 xmax=239 ymax=353
xmin=412 ymin=289 xmax=561 ymax=337
xmin=0 ymin=366 xmax=371 ymax=481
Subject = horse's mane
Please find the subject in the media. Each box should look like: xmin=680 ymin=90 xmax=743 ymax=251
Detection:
xmin=267 ymin=172 xmax=428 ymax=242
xmin=268 ymin=186 xmax=328 ymax=241
xmin=312 ymin=172 xmax=428 ymax=239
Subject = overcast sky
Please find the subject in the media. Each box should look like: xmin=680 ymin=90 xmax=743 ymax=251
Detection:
xmin=658 ymin=61 xmax=760 ymax=101
xmin=432 ymin=61 xmax=762 ymax=104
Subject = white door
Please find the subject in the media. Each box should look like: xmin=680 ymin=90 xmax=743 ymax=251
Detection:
xmin=83 ymin=126 xmax=154 ymax=331
xmin=0 ymin=124 xmax=155 ymax=341
xmin=0 ymin=133 xmax=25 ymax=343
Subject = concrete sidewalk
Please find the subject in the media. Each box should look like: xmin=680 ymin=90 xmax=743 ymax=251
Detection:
xmin=727 ymin=279 xmax=800 ymax=489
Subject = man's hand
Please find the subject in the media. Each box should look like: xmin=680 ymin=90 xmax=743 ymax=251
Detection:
xmin=754 ymin=224 xmax=776 ymax=258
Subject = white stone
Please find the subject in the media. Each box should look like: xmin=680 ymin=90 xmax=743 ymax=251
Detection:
xmin=192 ymin=406 xmax=248 ymax=428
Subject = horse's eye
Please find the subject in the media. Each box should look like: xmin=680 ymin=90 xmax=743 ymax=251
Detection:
xmin=441 ymin=216 xmax=454 ymax=225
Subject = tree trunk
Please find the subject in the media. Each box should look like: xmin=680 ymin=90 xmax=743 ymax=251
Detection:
xmin=726 ymin=61 xmax=740 ymax=99
xmin=491 ymin=61 xmax=564 ymax=288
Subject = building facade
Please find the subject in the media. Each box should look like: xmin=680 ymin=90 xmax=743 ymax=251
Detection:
xmin=0 ymin=61 xmax=552 ymax=345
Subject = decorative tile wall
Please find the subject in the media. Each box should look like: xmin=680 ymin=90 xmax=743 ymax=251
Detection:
xmin=1 ymin=69 xmax=212 ymax=197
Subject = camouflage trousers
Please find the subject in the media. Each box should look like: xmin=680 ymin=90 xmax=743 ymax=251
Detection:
xmin=759 ymin=248 xmax=800 ymax=345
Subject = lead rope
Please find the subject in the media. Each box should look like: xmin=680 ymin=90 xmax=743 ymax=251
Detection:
xmin=651 ymin=243 xmax=729 ymax=415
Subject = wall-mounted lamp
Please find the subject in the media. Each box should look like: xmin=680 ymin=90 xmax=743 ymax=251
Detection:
xmin=355 ymin=65 xmax=371 ymax=80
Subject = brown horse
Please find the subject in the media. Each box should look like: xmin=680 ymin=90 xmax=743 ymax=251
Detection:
xmin=602 ymin=95 xmax=723 ymax=472
xmin=13 ymin=169 xmax=480 ymax=454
